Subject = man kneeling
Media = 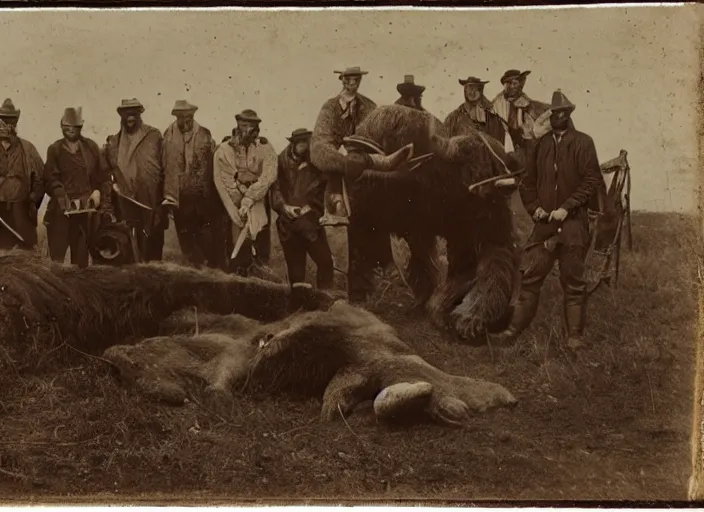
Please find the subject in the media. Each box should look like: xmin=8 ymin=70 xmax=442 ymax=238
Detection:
xmin=271 ymin=128 xmax=334 ymax=302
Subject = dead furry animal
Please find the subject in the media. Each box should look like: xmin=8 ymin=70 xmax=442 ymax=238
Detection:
xmin=104 ymin=302 xmax=517 ymax=426
xmin=0 ymin=250 xmax=340 ymax=375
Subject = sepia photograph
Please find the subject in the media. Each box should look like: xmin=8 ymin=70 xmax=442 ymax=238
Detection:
xmin=0 ymin=3 xmax=701 ymax=505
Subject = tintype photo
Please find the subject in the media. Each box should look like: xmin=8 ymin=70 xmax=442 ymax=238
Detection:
xmin=0 ymin=3 xmax=701 ymax=506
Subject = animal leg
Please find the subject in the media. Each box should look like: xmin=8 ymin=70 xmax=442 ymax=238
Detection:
xmin=404 ymin=231 xmax=441 ymax=308
xmin=450 ymin=243 xmax=515 ymax=340
xmin=320 ymin=367 xmax=376 ymax=422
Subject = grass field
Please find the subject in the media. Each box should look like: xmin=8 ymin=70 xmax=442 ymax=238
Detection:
xmin=0 ymin=209 xmax=699 ymax=504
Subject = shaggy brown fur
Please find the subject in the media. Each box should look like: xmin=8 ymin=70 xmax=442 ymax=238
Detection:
xmin=104 ymin=302 xmax=517 ymax=426
xmin=0 ymin=250 xmax=340 ymax=376
xmin=344 ymin=105 xmax=520 ymax=341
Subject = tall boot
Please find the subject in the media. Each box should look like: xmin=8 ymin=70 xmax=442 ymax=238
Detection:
xmin=491 ymin=289 xmax=540 ymax=346
xmin=564 ymin=301 xmax=587 ymax=350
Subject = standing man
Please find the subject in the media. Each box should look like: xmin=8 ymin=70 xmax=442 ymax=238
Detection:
xmin=0 ymin=99 xmax=45 ymax=252
xmin=271 ymin=128 xmax=334 ymax=300
xmin=491 ymin=69 xmax=550 ymax=160
xmin=213 ymin=109 xmax=277 ymax=276
xmin=312 ymin=66 xmax=377 ymax=227
xmin=103 ymin=98 xmax=166 ymax=263
xmin=444 ymin=76 xmax=505 ymax=142
xmin=161 ymin=100 xmax=224 ymax=269
xmin=43 ymin=107 xmax=110 ymax=267
xmin=494 ymin=90 xmax=603 ymax=350
xmin=394 ymin=75 xmax=426 ymax=111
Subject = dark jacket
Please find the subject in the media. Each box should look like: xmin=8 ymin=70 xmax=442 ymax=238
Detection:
xmin=270 ymin=145 xmax=327 ymax=242
xmin=44 ymin=137 xmax=109 ymax=199
xmin=519 ymin=127 xmax=604 ymax=247
xmin=444 ymin=100 xmax=505 ymax=144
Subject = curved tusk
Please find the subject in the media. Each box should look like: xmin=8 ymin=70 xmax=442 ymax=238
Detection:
xmin=495 ymin=177 xmax=517 ymax=187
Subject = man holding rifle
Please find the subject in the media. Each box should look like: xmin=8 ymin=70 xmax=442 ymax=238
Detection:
xmin=494 ymin=90 xmax=604 ymax=351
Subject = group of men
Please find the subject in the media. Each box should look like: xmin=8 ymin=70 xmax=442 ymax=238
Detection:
xmin=0 ymin=65 xmax=604 ymax=348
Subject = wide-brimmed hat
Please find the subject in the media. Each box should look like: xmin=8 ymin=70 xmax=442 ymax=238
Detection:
xmin=286 ymin=128 xmax=312 ymax=142
xmin=342 ymin=134 xmax=384 ymax=155
xmin=0 ymin=98 xmax=20 ymax=118
xmin=61 ymin=107 xmax=84 ymax=127
xmin=459 ymin=76 xmax=489 ymax=87
xmin=397 ymin=75 xmax=425 ymax=96
xmin=334 ymin=66 xmax=369 ymax=80
xmin=116 ymin=98 xmax=145 ymax=114
xmin=171 ymin=100 xmax=198 ymax=116
xmin=550 ymin=89 xmax=576 ymax=112
xmin=235 ymin=109 xmax=262 ymax=123
xmin=500 ymin=69 xmax=531 ymax=85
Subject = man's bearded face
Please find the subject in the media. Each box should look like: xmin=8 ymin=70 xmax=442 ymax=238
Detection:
xmin=120 ymin=110 xmax=142 ymax=133
xmin=550 ymin=109 xmax=572 ymax=130
xmin=464 ymin=84 xmax=483 ymax=103
xmin=176 ymin=113 xmax=195 ymax=133
xmin=342 ymin=75 xmax=361 ymax=95
xmin=237 ymin=120 xmax=259 ymax=144
xmin=293 ymin=139 xmax=310 ymax=156
xmin=0 ymin=116 xmax=18 ymax=134
xmin=504 ymin=78 xmax=525 ymax=100
xmin=61 ymin=124 xmax=82 ymax=142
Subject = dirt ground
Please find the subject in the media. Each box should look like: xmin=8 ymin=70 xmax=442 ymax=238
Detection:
xmin=0 ymin=210 xmax=699 ymax=504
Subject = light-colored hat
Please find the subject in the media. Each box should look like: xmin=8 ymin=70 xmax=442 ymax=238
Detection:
xmin=171 ymin=100 xmax=198 ymax=116
xmin=61 ymin=107 xmax=84 ymax=127
xmin=116 ymin=98 xmax=145 ymax=113
xmin=334 ymin=66 xmax=369 ymax=80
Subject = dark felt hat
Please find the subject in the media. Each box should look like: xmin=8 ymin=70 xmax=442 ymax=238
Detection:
xmin=500 ymin=69 xmax=531 ymax=84
xmin=286 ymin=128 xmax=312 ymax=142
xmin=235 ymin=109 xmax=262 ymax=123
xmin=61 ymin=107 xmax=84 ymax=127
xmin=397 ymin=75 xmax=425 ymax=96
xmin=550 ymin=89 xmax=576 ymax=112
xmin=0 ymin=98 xmax=20 ymax=118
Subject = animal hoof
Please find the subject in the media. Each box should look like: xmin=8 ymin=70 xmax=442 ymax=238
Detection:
xmin=374 ymin=381 xmax=433 ymax=420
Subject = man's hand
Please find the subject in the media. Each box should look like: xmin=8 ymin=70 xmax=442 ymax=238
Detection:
xmin=532 ymin=206 xmax=549 ymax=222
xmin=89 ymin=190 xmax=101 ymax=209
xmin=282 ymin=204 xmax=301 ymax=220
xmin=239 ymin=197 xmax=254 ymax=220
xmin=57 ymin=195 xmax=69 ymax=212
xmin=112 ymin=183 xmax=120 ymax=194
xmin=548 ymin=208 xmax=568 ymax=222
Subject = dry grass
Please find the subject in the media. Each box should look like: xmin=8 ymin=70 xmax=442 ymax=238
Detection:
xmin=0 ymin=210 xmax=698 ymax=504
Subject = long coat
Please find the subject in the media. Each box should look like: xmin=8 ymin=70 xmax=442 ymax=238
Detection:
xmin=104 ymin=124 xmax=164 ymax=211
xmin=444 ymin=99 xmax=505 ymax=143
xmin=519 ymin=128 xmax=604 ymax=247
xmin=270 ymin=144 xmax=327 ymax=243
xmin=0 ymin=136 xmax=45 ymax=246
xmin=161 ymin=120 xmax=216 ymax=209
xmin=310 ymin=93 xmax=377 ymax=176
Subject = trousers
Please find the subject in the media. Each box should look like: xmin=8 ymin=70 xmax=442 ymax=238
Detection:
xmin=279 ymin=228 xmax=334 ymax=290
xmin=47 ymin=212 xmax=90 ymax=267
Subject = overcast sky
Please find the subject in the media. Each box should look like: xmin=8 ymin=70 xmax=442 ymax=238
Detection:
xmin=0 ymin=5 xmax=699 ymax=212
